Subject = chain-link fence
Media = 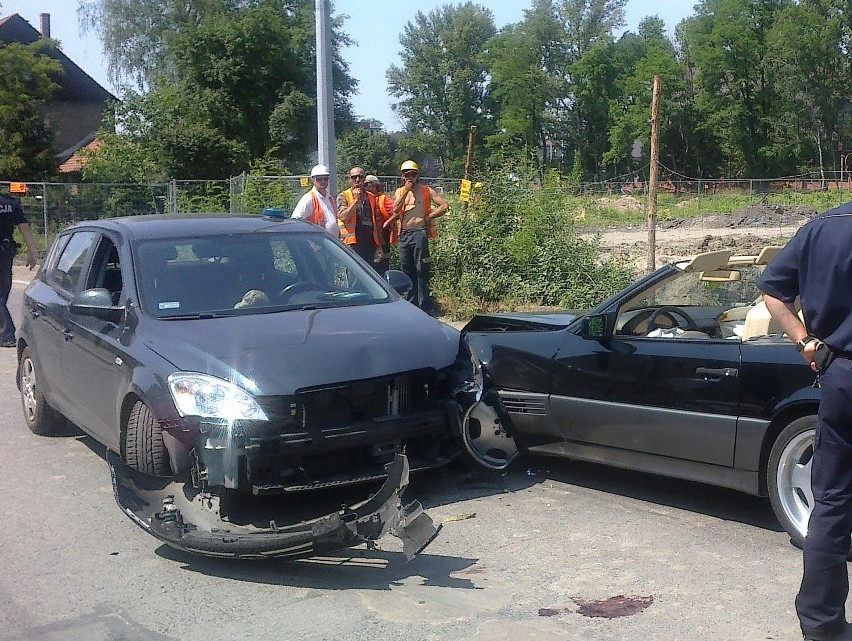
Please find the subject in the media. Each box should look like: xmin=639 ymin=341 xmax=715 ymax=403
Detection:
xmin=3 ymin=175 xmax=464 ymax=246
xmin=5 ymin=172 xmax=848 ymax=257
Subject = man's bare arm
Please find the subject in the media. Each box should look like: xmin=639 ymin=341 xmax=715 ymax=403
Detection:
xmin=17 ymin=222 xmax=38 ymax=269
xmin=427 ymin=188 xmax=449 ymax=219
xmin=763 ymin=293 xmax=818 ymax=369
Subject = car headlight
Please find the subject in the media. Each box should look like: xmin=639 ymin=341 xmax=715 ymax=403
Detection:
xmin=168 ymin=373 xmax=268 ymax=421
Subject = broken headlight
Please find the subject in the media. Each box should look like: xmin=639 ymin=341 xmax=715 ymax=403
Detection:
xmin=168 ymin=373 xmax=268 ymax=421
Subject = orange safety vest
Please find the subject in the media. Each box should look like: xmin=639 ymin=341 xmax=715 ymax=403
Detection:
xmin=338 ymin=188 xmax=382 ymax=247
xmin=390 ymin=184 xmax=438 ymax=244
xmin=307 ymin=191 xmax=336 ymax=228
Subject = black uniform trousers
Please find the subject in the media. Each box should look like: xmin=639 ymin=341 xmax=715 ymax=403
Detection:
xmin=398 ymin=228 xmax=431 ymax=312
xmin=0 ymin=240 xmax=17 ymax=342
xmin=797 ymin=356 xmax=852 ymax=640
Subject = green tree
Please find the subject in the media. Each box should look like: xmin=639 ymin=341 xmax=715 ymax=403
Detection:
xmin=604 ymin=17 xmax=693 ymax=176
xmin=387 ymin=3 xmax=497 ymax=175
xmin=765 ymin=2 xmax=848 ymax=175
xmin=487 ymin=0 xmax=565 ymax=160
xmin=556 ymin=0 xmax=628 ymax=60
xmin=81 ymin=1 xmax=357 ymax=178
xmin=78 ymin=0 xmax=235 ymax=88
xmin=680 ymin=0 xmax=793 ymax=177
xmin=0 ymin=41 xmax=62 ymax=179
xmin=79 ymin=0 xmax=357 ymax=174
xmin=336 ymin=128 xmax=394 ymax=176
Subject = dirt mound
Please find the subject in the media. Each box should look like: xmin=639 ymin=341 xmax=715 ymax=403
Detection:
xmin=595 ymin=204 xmax=814 ymax=272
xmin=658 ymin=204 xmax=816 ymax=230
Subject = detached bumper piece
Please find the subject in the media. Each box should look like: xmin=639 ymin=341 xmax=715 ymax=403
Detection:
xmin=109 ymin=452 xmax=440 ymax=560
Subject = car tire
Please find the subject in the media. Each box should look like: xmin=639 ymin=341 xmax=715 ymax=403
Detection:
xmin=124 ymin=400 xmax=170 ymax=477
xmin=768 ymin=415 xmax=817 ymax=548
xmin=19 ymin=346 xmax=66 ymax=436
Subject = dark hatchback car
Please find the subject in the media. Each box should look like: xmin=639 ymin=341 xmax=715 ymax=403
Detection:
xmin=16 ymin=213 xmax=462 ymax=557
xmin=460 ymin=247 xmax=820 ymax=546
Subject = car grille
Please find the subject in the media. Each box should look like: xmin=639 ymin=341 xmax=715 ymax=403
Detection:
xmin=256 ymin=369 xmax=447 ymax=445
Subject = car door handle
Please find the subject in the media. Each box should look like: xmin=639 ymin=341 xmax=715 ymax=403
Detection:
xmin=696 ymin=367 xmax=738 ymax=380
xmin=28 ymin=306 xmax=41 ymax=318
xmin=62 ymin=328 xmax=74 ymax=341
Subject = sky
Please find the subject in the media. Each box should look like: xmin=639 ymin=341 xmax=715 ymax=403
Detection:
xmin=2 ymin=0 xmax=696 ymax=130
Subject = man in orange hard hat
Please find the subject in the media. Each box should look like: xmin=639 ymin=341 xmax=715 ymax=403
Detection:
xmin=383 ymin=160 xmax=448 ymax=313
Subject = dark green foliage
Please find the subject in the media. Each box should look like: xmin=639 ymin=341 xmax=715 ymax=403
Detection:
xmin=79 ymin=0 xmax=356 ymax=179
xmin=0 ymin=41 xmax=62 ymax=179
xmin=387 ymin=3 xmax=498 ymax=175
xmin=430 ymin=155 xmax=633 ymax=317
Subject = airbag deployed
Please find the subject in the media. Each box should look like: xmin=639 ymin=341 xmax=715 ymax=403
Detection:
xmin=109 ymin=452 xmax=440 ymax=560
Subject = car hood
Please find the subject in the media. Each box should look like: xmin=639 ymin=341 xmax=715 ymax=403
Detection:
xmin=463 ymin=310 xmax=582 ymax=333
xmin=142 ymin=300 xmax=460 ymax=394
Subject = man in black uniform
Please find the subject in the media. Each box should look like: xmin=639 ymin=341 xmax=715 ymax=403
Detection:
xmin=758 ymin=203 xmax=852 ymax=641
xmin=0 ymin=191 xmax=38 ymax=347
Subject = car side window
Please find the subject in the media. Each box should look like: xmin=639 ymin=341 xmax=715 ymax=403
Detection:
xmin=86 ymin=237 xmax=124 ymax=304
xmin=46 ymin=231 xmax=98 ymax=295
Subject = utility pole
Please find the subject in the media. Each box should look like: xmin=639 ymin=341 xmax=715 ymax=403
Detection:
xmin=647 ymin=75 xmax=661 ymax=274
xmin=464 ymin=125 xmax=477 ymax=180
xmin=316 ymin=0 xmax=337 ymax=194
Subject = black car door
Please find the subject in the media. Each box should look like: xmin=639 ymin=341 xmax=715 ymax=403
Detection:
xmin=549 ymin=332 xmax=742 ymax=467
xmin=28 ymin=230 xmax=99 ymax=420
xmin=60 ymin=234 xmax=128 ymax=450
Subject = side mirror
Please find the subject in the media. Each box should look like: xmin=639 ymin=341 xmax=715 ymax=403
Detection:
xmin=70 ymin=288 xmax=124 ymax=323
xmin=385 ymin=269 xmax=413 ymax=297
xmin=579 ymin=313 xmax=611 ymax=340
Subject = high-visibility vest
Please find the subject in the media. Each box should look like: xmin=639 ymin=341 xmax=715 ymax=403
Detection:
xmin=338 ymin=188 xmax=382 ymax=246
xmin=308 ymin=191 xmax=336 ymax=228
xmin=391 ymin=185 xmax=438 ymax=244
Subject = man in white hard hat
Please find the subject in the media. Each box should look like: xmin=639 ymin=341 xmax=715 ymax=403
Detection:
xmin=291 ymin=164 xmax=339 ymax=237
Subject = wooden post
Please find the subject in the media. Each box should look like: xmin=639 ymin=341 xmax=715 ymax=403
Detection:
xmin=647 ymin=75 xmax=661 ymax=274
xmin=464 ymin=125 xmax=477 ymax=181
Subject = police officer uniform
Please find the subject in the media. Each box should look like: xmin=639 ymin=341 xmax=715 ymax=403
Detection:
xmin=758 ymin=202 xmax=852 ymax=641
xmin=0 ymin=193 xmax=28 ymax=345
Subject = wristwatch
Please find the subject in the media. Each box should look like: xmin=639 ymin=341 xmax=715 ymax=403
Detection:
xmin=796 ymin=336 xmax=817 ymax=352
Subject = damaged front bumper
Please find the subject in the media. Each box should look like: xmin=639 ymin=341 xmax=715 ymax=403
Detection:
xmin=109 ymin=451 xmax=440 ymax=560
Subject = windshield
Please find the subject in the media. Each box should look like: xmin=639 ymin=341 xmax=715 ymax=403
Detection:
xmin=135 ymin=232 xmax=392 ymax=318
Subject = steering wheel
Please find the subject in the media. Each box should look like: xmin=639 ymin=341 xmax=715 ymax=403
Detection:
xmin=647 ymin=305 xmax=698 ymax=332
xmin=278 ymin=281 xmax=327 ymax=302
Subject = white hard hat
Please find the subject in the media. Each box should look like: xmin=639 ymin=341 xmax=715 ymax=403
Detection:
xmin=310 ymin=164 xmax=330 ymax=178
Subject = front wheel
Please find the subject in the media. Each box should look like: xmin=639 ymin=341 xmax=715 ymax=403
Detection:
xmin=123 ymin=400 xmax=170 ymax=477
xmin=768 ymin=416 xmax=816 ymax=548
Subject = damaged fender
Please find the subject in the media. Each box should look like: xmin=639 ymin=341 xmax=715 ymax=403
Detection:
xmin=109 ymin=451 xmax=440 ymax=560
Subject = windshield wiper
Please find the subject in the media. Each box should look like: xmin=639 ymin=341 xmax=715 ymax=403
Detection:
xmin=158 ymin=312 xmax=231 ymax=320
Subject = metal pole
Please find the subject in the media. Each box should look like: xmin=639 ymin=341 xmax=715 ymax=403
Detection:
xmin=316 ymin=0 xmax=337 ymax=195
xmin=647 ymin=75 xmax=661 ymax=274
xmin=41 ymin=182 xmax=48 ymax=243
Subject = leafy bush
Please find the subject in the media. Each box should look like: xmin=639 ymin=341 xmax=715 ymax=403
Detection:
xmin=430 ymin=156 xmax=634 ymax=318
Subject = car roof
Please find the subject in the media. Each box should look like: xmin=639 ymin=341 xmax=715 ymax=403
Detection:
xmin=64 ymin=213 xmax=314 ymax=242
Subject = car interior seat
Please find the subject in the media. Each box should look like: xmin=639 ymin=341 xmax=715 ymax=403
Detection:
xmin=741 ymin=295 xmax=803 ymax=341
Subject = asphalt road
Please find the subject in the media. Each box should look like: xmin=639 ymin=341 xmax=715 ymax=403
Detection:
xmin=1 ymin=267 xmax=848 ymax=641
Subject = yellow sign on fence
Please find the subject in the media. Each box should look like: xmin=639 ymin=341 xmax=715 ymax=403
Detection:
xmin=10 ymin=182 xmax=27 ymax=194
xmin=300 ymin=177 xmax=310 ymax=188
xmin=459 ymin=179 xmax=472 ymax=203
